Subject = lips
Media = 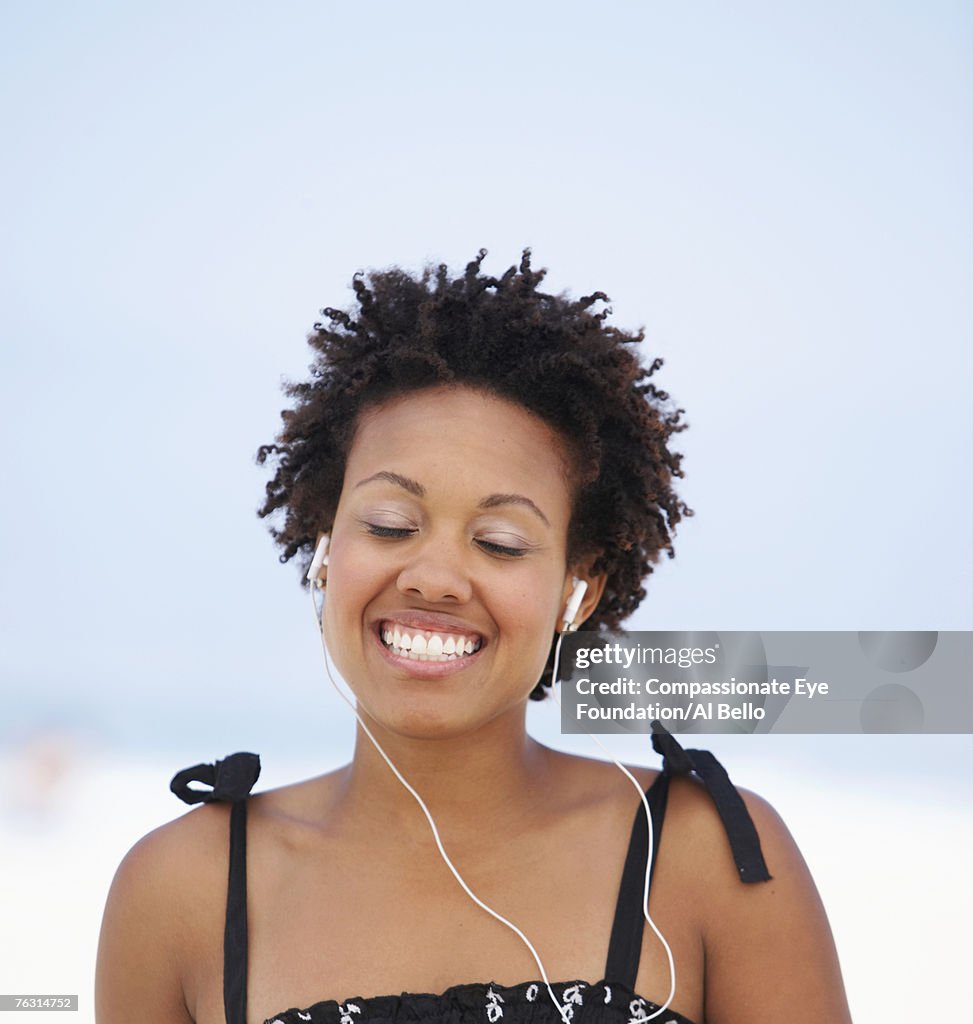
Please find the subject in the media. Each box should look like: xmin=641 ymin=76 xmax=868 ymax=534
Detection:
xmin=379 ymin=620 xmax=484 ymax=662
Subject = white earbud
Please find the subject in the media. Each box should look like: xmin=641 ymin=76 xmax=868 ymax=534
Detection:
xmin=562 ymin=577 xmax=588 ymax=632
xmin=306 ymin=535 xmax=330 ymax=588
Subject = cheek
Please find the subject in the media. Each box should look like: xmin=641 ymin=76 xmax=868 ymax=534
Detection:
xmin=322 ymin=545 xmax=385 ymax=639
xmin=497 ymin=576 xmax=562 ymax=641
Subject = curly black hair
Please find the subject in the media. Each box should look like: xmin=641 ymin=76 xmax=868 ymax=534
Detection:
xmin=256 ymin=249 xmax=691 ymax=699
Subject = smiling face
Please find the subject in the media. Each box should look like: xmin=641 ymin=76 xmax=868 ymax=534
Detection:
xmin=322 ymin=385 xmax=586 ymax=740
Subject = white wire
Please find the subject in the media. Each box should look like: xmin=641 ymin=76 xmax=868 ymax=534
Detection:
xmin=549 ymin=631 xmax=677 ymax=1020
xmin=310 ymin=586 xmax=573 ymax=1024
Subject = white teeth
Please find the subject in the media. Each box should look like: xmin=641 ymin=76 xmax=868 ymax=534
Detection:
xmin=381 ymin=624 xmax=481 ymax=662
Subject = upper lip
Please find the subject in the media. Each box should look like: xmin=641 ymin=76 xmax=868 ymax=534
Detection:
xmin=373 ymin=610 xmax=487 ymax=643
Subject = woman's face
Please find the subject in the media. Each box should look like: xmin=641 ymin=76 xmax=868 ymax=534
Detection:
xmin=322 ymin=385 xmax=583 ymax=740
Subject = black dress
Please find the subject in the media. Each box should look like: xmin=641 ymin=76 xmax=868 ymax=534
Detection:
xmin=170 ymin=727 xmax=770 ymax=1024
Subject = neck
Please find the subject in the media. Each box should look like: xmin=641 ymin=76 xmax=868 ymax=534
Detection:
xmin=337 ymin=705 xmax=558 ymax=844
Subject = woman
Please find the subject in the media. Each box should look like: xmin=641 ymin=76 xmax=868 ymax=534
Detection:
xmin=95 ymin=251 xmax=851 ymax=1024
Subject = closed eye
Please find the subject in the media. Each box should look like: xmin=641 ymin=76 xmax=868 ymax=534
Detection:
xmin=363 ymin=523 xmax=416 ymax=539
xmin=475 ymin=538 xmax=528 ymax=558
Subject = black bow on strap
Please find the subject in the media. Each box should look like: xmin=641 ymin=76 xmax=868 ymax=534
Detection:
xmin=170 ymin=752 xmax=261 ymax=805
xmin=651 ymin=722 xmax=771 ymax=883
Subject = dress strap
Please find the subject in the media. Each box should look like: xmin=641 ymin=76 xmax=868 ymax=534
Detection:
xmin=602 ymin=725 xmax=771 ymax=990
xmin=170 ymin=753 xmax=261 ymax=806
xmin=650 ymin=725 xmax=771 ymax=885
xmin=603 ymin=771 xmax=670 ymax=987
xmin=171 ymin=753 xmax=261 ymax=1024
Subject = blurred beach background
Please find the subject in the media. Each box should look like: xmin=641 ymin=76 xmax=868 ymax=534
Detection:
xmin=2 ymin=3 xmax=971 ymax=1022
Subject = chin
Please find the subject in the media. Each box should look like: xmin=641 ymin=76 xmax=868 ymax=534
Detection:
xmin=356 ymin=694 xmax=523 ymax=744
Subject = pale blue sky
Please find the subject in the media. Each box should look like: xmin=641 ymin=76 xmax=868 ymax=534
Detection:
xmin=1 ymin=1 xmax=971 ymax=756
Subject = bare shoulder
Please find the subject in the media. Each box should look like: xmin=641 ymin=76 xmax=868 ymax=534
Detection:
xmin=97 ymin=763 xmax=348 ymax=940
xmin=658 ymin=777 xmax=852 ymax=1022
xmin=95 ymin=762 xmax=350 ymax=1024
xmin=95 ymin=801 xmax=232 ymax=1023
xmin=105 ymin=798 xmax=233 ymax=917
xmin=661 ymin=778 xmax=820 ymax=914
xmin=535 ymin=745 xmax=660 ymax=825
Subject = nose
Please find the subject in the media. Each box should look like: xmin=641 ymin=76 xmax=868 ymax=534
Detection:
xmin=396 ymin=536 xmax=473 ymax=605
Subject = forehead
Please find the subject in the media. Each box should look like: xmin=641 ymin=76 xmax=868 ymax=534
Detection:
xmin=343 ymin=387 xmax=574 ymax=520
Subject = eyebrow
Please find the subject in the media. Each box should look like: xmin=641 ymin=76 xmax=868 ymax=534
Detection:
xmin=478 ymin=493 xmax=550 ymax=526
xmin=355 ymin=472 xmax=550 ymax=527
xmin=355 ymin=471 xmax=425 ymax=497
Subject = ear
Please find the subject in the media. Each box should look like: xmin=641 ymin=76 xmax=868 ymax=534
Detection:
xmin=560 ymin=562 xmax=607 ymax=632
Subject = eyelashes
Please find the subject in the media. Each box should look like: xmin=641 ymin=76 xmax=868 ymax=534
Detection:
xmin=361 ymin=522 xmax=529 ymax=558
xmin=475 ymin=539 xmax=528 ymax=559
xmin=364 ymin=524 xmax=414 ymax=539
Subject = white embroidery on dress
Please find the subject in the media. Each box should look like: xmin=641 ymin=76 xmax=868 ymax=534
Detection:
xmin=563 ymin=985 xmax=585 ymax=1006
xmin=558 ymin=982 xmax=586 ymax=1022
xmin=486 ymin=987 xmax=505 ymax=1022
xmin=628 ymin=997 xmax=650 ymax=1024
xmin=298 ymin=1014 xmax=312 ymax=1022
xmin=603 ymin=986 xmax=612 ymax=1005
xmin=339 ymin=1002 xmax=362 ymax=1024
xmin=526 ymin=985 xmax=539 ymax=1002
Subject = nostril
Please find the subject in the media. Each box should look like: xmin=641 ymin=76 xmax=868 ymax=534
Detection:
xmin=396 ymin=563 xmax=473 ymax=604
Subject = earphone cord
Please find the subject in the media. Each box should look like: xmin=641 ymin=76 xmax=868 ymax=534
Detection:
xmin=549 ymin=631 xmax=676 ymax=1020
xmin=310 ymin=588 xmax=573 ymax=1024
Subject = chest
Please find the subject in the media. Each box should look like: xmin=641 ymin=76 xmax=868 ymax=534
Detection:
xmin=187 ymin=812 xmax=704 ymax=1024
xmin=259 ymin=828 xmax=615 ymax=1008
